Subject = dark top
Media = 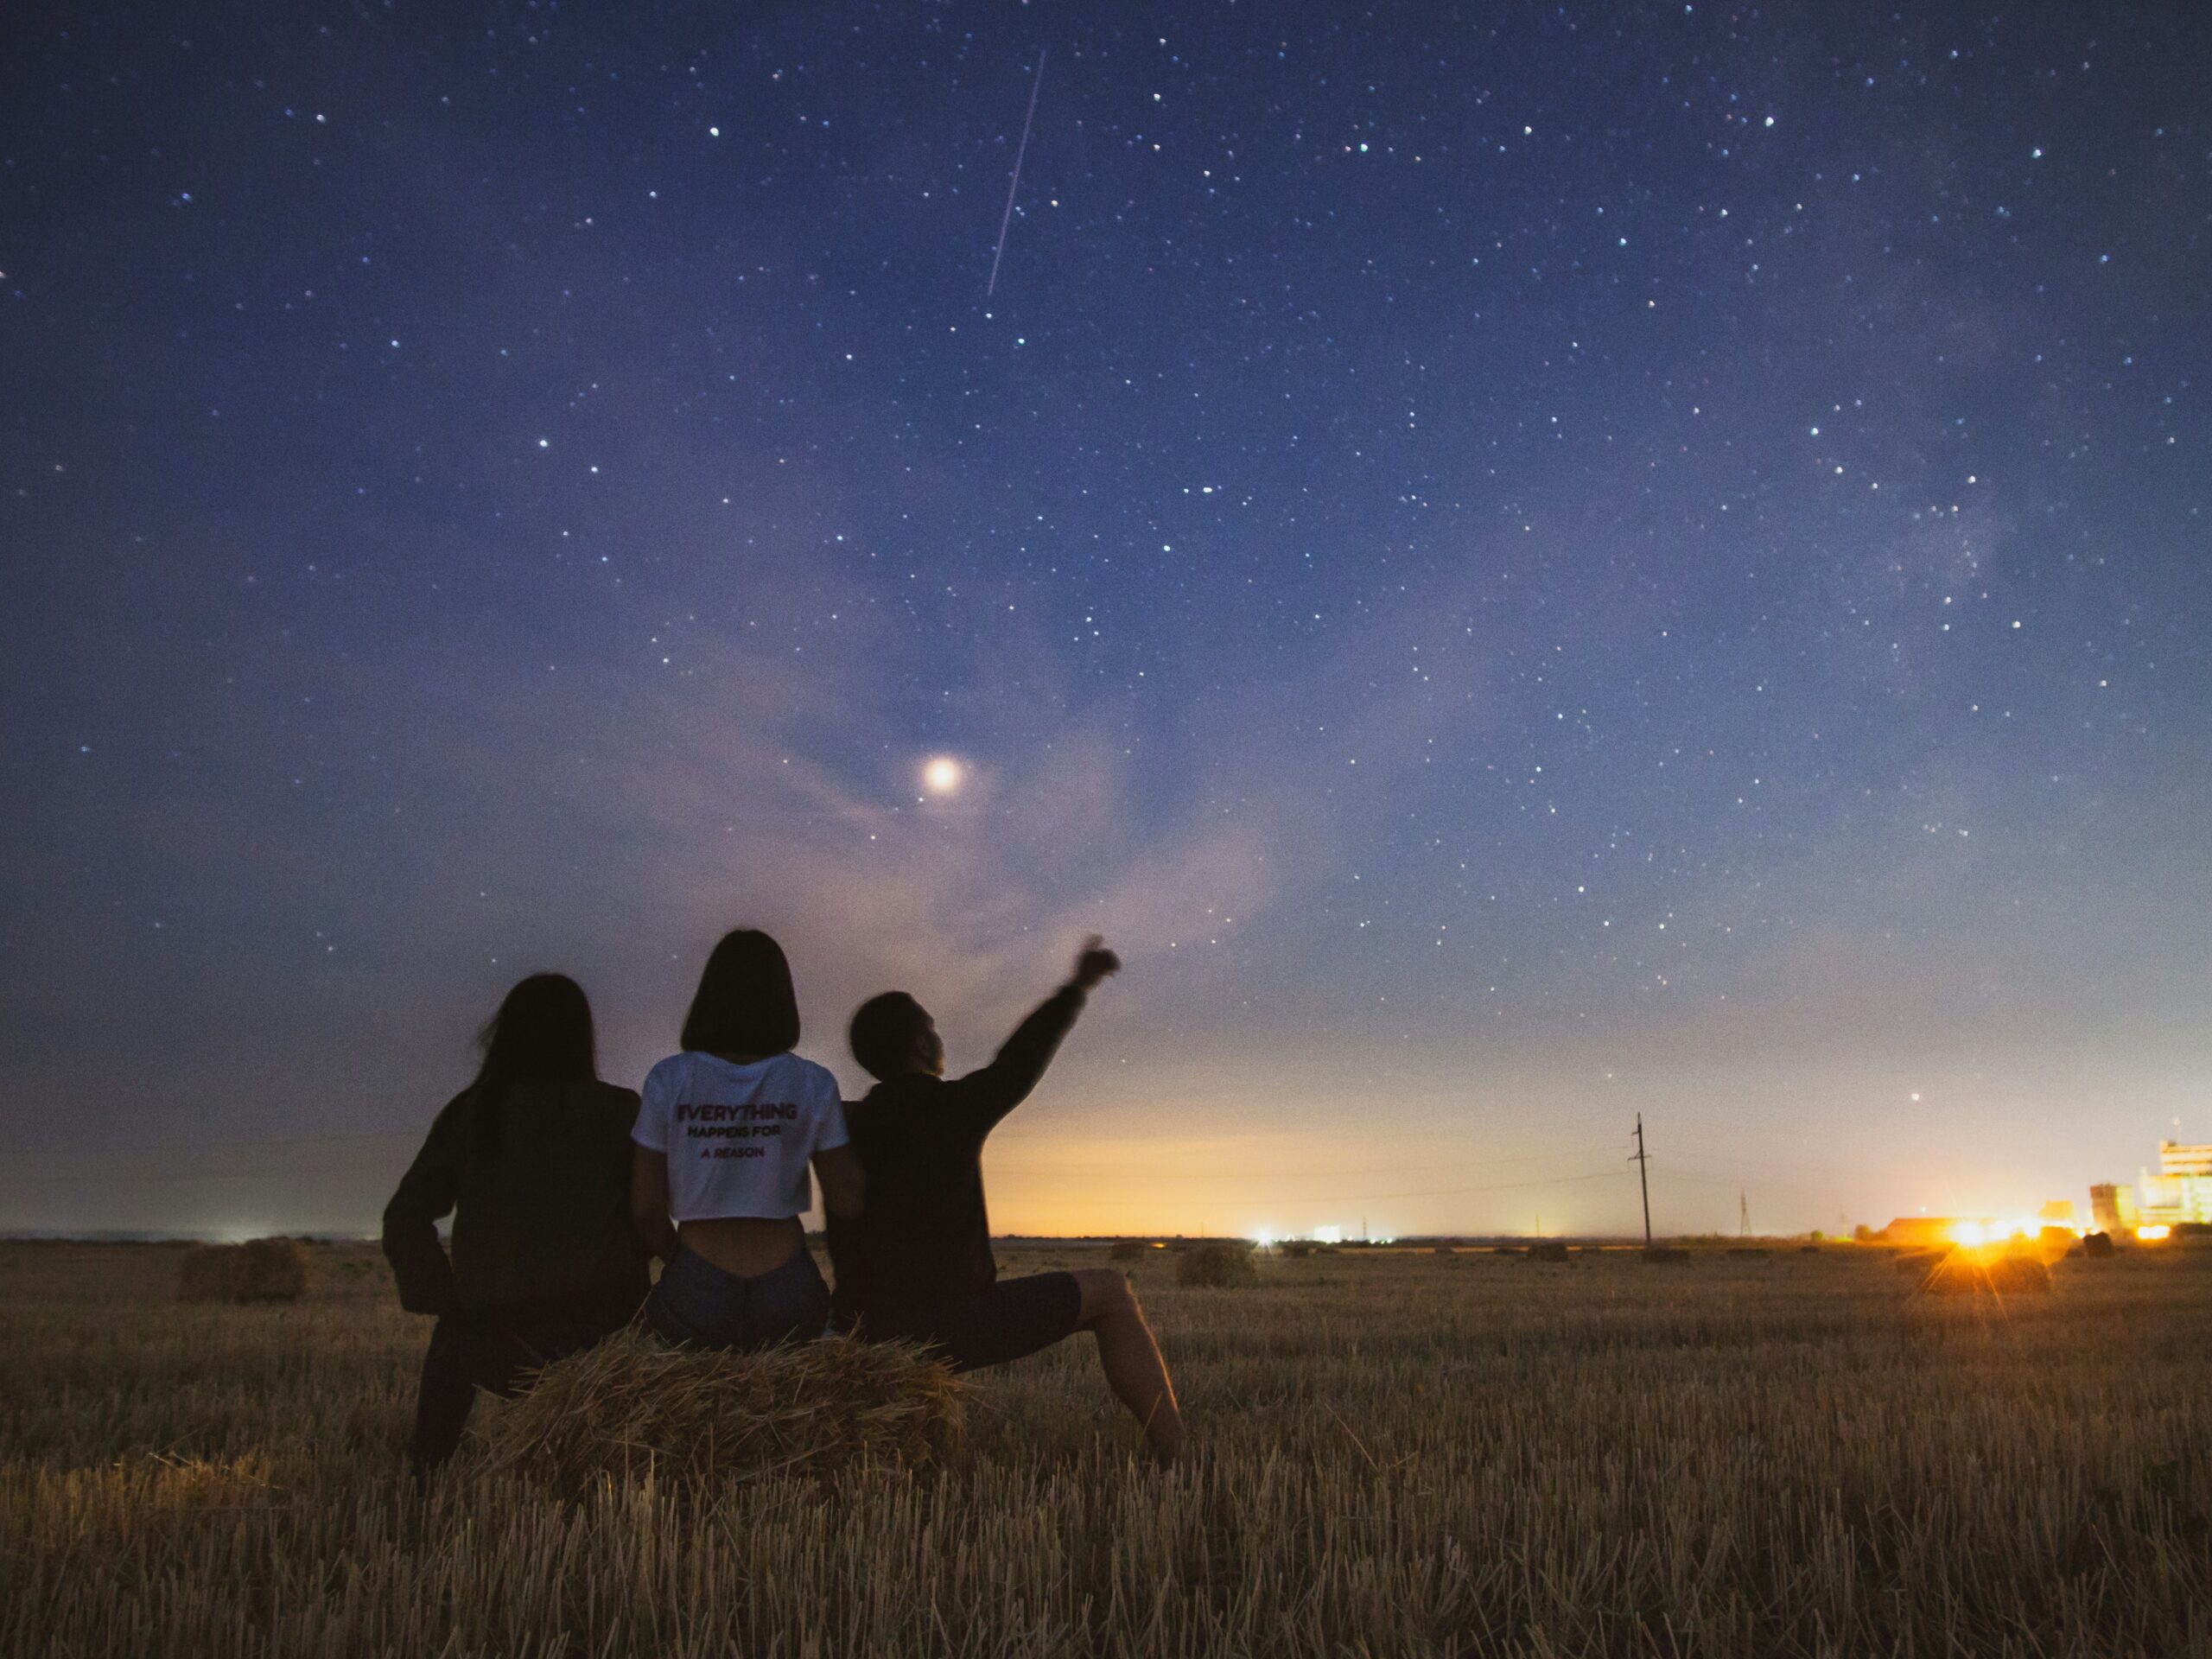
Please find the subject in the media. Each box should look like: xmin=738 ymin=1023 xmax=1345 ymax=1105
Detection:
xmin=383 ymin=1077 xmax=648 ymax=1316
xmin=829 ymin=985 xmax=1085 ymax=1318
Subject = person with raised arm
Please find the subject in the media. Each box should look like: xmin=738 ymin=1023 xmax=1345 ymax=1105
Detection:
xmin=830 ymin=938 xmax=1184 ymax=1462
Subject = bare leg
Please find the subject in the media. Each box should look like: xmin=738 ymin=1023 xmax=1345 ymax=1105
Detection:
xmin=1071 ymin=1268 xmax=1185 ymax=1462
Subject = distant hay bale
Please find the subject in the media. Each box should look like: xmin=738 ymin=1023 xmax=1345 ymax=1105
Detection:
xmin=1916 ymin=1249 xmax=2053 ymax=1296
xmin=1175 ymin=1242 xmax=1258 ymax=1287
xmin=481 ymin=1331 xmax=963 ymax=1491
xmin=1109 ymin=1240 xmax=1146 ymax=1262
xmin=1523 ymin=1242 xmax=1570 ymax=1263
xmin=2080 ymin=1231 xmax=2116 ymax=1258
xmin=176 ymin=1238 xmax=309 ymax=1304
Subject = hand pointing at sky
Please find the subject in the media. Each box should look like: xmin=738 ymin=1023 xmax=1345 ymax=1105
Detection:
xmin=1071 ymin=937 xmax=1121 ymax=993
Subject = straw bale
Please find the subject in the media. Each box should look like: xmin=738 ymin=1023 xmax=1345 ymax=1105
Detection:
xmin=175 ymin=1238 xmax=309 ymax=1304
xmin=1916 ymin=1249 xmax=2052 ymax=1296
xmin=480 ymin=1331 xmax=963 ymax=1490
xmin=1175 ymin=1242 xmax=1258 ymax=1287
xmin=2080 ymin=1231 xmax=2116 ymax=1259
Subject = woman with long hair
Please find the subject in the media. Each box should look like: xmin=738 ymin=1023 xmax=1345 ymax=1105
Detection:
xmin=384 ymin=973 xmax=647 ymax=1470
xmin=630 ymin=929 xmax=863 ymax=1349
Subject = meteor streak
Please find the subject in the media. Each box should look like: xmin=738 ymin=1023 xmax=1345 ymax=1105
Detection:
xmin=987 ymin=48 xmax=1046 ymax=297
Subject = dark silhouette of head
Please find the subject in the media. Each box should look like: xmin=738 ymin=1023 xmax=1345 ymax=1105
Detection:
xmin=474 ymin=973 xmax=599 ymax=1090
xmin=849 ymin=991 xmax=945 ymax=1083
xmin=682 ymin=929 xmax=802 ymax=1058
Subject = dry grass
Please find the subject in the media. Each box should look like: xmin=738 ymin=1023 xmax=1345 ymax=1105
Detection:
xmin=175 ymin=1237 xmax=309 ymax=1303
xmin=3 ymin=1238 xmax=2209 ymax=1656
xmin=482 ymin=1328 xmax=964 ymax=1491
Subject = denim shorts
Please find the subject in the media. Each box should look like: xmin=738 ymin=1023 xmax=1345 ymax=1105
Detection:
xmin=646 ymin=1245 xmax=830 ymax=1351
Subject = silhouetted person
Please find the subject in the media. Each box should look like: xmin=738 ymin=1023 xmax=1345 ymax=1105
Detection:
xmin=384 ymin=973 xmax=647 ymax=1471
xmin=630 ymin=929 xmax=864 ymax=1348
xmin=830 ymin=938 xmax=1185 ymax=1461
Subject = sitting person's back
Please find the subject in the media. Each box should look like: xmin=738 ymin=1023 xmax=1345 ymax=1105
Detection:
xmin=383 ymin=973 xmax=646 ymax=1471
xmin=628 ymin=929 xmax=863 ymax=1351
xmin=435 ymin=1074 xmax=647 ymax=1309
xmin=826 ymin=940 xmax=1185 ymax=1461
xmin=829 ymin=988 xmax=1076 ymax=1323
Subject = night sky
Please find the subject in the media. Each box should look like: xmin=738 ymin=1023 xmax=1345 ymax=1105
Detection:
xmin=4 ymin=3 xmax=2207 ymax=1241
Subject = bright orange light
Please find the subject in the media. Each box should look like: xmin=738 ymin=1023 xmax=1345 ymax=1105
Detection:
xmin=2138 ymin=1224 xmax=2171 ymax=1243
xmin=1951 ymin=1220 xmax=1987 ymax=1248
xmin=921 ymin=756 xmax=963 ymax=796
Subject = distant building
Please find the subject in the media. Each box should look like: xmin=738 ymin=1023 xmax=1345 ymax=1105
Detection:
xmin=2089 ymin=1183 xmax=2138 ymax=1235
xmin=2133 ymin=1141 xmax=2212 ymax=1227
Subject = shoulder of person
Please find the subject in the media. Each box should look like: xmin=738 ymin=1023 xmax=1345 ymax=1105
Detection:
xmin=640 ymin=1052 xmax=692 ymax=1092
xmin=779 ymin=1052 xmax=842 ymax=1095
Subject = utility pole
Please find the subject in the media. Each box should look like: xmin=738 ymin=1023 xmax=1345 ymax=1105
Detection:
xmin=1633 ymin=1113 xmax=1654 ymax=1249
xmin=1739 ymin=1190 xmax=1751 ymax=1238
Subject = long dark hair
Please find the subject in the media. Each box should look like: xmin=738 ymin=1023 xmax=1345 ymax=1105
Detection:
xmin=681 ymin=929 xmax=802 ymax=1058
xmin=474 ymin=973 xmax=600 ymax=1089
xmin=462 ymin=973 xmax=599 ymax=1172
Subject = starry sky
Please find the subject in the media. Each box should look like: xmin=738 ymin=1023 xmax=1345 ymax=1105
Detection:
xmin=3 ymin=3 xmax=2207 ymax=1241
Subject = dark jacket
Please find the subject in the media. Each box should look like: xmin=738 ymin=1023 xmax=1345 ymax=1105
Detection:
xmin=383 ymin=1077 xmax=648 ymax=1315
xmin=829 ymin=985 xmax=1084 ymax=1318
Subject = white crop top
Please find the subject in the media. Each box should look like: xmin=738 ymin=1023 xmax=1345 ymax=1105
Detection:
xmin=632 ymin=1052 xmax=849 ymax=1223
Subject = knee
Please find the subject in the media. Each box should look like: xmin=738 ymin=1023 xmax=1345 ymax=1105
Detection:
xmin=1073 ymin=1267 xmax=1136 ymax=1321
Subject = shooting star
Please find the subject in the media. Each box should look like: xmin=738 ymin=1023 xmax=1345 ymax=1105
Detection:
xmin=986 ymin=48 xmax=1047 ymax=297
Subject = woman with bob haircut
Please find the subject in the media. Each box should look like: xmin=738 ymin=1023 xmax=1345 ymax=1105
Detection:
xmin=630 ymin=929 xmax=863 ymax=1349
xmin=384 ymin=972 xmax=648 ymax=1470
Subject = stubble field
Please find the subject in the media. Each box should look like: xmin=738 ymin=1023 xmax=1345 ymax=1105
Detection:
xmin=3 ymin=1238 xmax=2208 ymax=1657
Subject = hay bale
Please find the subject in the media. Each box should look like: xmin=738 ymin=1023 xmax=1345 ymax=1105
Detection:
xmin=2080 ymin=1230 xmax=2116 ymax=1259
xmin=481 ymin=1331 xmax=963 ymax=1490
xmin=1109 ymin=1240 xmax=1146 ymax=1262
xmin=176 ymin=1238 xmax=309 ymax=1304
xmin=1175 ymin=1243 xmax=1258 ymax=1287
xmin=1916 ymin=1249 xmax=2052 ymax=1296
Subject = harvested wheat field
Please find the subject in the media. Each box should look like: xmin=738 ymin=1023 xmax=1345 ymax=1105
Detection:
xmin=3 ymin=1239 xmax=2209 ymax=1657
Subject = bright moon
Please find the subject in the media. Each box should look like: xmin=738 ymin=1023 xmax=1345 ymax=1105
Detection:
xmin=921 ymin=756 xmax=963 ymax=796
